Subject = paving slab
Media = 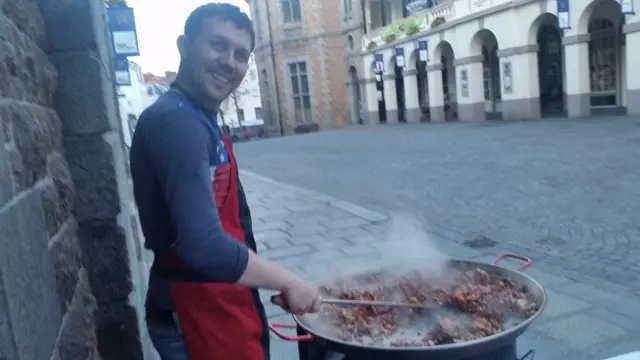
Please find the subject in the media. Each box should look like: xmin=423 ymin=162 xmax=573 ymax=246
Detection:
xmin=239 ymin=169 xmax=640 ymax=360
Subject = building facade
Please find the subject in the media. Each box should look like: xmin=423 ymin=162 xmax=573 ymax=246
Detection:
xmin=220 ymin=57 xmax=265 ymax=128
xmin=246 ymin=0 xmax=356 ymax=134
xmin=351 ymin=0 xmax=639 ymax=123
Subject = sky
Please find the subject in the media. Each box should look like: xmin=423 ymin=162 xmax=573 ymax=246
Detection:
xmin=126 ymin=0 xmax=250 ymax=75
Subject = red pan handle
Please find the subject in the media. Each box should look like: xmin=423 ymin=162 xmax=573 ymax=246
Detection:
xmin=493 ymin=253 xmax=532 ymax=271
xmin=268 ymin=323 xmax=314 ymax=342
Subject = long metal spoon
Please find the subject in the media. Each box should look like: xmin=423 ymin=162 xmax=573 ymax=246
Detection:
xmin=271 ymin=294 xmax=433 ymax=310
xmin=321 ymin=297 xmax=434 ymax=310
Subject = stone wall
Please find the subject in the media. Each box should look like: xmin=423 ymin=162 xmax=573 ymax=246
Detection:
xmin=0 ymin=0 xmax=150 ymax=359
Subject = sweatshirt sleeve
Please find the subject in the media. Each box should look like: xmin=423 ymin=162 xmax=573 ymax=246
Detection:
xmin=144 ymin=109 xmax=249 ymax=283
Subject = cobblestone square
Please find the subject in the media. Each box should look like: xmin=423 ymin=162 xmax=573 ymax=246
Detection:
xmin=236 ymin=118 xmax=640 ymax=360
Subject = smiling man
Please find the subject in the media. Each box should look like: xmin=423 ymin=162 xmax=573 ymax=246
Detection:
xmin=129 ymin=4 xmax=321 ymax=360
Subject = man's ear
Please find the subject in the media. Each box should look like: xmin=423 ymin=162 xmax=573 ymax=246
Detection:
xmin=177 ymin=35 xmax=187 ymax=58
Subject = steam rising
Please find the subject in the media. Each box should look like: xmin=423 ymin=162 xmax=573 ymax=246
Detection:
xmin=375 ymin=214 xmax=449 ymax=275
xmin=331 ymin=213 xmax=452 ymax=282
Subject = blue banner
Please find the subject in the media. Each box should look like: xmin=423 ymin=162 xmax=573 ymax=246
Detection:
xmin=556 ymin=0 xmax=570 ymax=29
xmin=108 ymin=6 xmax=140 ymax=56
xmin=418 ymin=40 xmax=428 ymax=62
xmin=374 ymin=53 xmax=384 ymax=73
xmin=395 ymin=47 xmax=405 ymax=68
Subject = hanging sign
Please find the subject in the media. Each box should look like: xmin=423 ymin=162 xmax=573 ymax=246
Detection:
xmin=406 ymin=0 xmax=432 ymax=14
xmin=556 ymin=0 xmax=570 ymax=29
xmin=114 ymin=55 xmax=131 ymax=86
xmin=620 ymin=0 xmax=635 ymax=14
xmin=418 ymin=40 xmax=428 ymax=62
xmin=374 ymin=53 xmax=384 ymax=74
xmin=502 ymin=60 xmax=513 ymax=94
xmin=460 ymin=68 xmax=469 ymax=98
xmin=395 ymin=47 xmax=405 ymax=68
xmin=108 ymin=6 xmax=140 ymax=56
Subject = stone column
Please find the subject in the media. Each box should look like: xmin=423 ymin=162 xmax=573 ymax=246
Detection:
xmin=402 ymin=69 xmax=421 ymax=123
xmin=562 ymin=35 xmax=591 ymax=117
xmin=454 ymin=56 xmax=485 ymax=122
xmin=427 ymin=64 xmax=445 ymax=122
xmin=497 ymin=45 xmax=541 ymax=120
xmin=41 ymin=0 xmax=151 ymax=358
xmin=383 ymin=75 xmax=399 ymax=123
xmin=363 ymin=79 xmax=380 ymax=124
xmin=624 ymin=23 xmax=640 ymax=115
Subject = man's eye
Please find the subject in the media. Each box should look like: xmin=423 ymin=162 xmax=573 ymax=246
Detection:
xmin=210 ymin=41 xmax=226 ymax=50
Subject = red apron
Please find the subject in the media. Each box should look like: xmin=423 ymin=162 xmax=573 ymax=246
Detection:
xmin=159 ymin=137 xmax=268 ymax=360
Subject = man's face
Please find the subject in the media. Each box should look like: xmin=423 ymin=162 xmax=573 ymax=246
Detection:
xmin=180 ymin=18 xmax=252 ymax=104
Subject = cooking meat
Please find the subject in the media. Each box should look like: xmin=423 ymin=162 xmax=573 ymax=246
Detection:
xmin=317 ymin=267 xmax=539 ymax=347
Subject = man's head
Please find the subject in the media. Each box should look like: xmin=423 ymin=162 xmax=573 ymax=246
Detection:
xmin=177 ymin=3 xmax=255 ymax=107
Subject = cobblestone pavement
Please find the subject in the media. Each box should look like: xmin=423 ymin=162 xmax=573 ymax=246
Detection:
xmin=240 ymin=170 xmax=640 ymax=360
xmin=235 ymin=118 xmax=640 ymax=292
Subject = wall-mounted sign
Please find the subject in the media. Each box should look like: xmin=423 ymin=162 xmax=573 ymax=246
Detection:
xmin=502 ymin=61 xmax=513 ymax=94
xmin=374 ymin=53 xmax=384 ymax=74
xmin=406 ymin=0 xmax=432 ymax=14
xmin=556 ymin=0 xmax=570 ymax=29
xmin=460 ymin=68 xmax=469 ymax=98
xmin=621 ymin=0 xmax=635 ymax=14
xmin=108 ymin=6 xmax=140 ymax=56
xmin=114 ymin=55 xmax=131 ymax=86
xmin=395 ymin=47 xmax=405 ymax=68
xmin=418 ymin=40 xmax=428 ymax=62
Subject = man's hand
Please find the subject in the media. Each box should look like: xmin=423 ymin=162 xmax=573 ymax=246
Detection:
xmin=270 ymin=280 xmax=321 ymax=315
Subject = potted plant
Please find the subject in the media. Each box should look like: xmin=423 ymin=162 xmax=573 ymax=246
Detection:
xmin=381 ymin=25 xmax=399 ymax=43
xmin=403 ymin=16 xmax=421 ymax=36
xmin=366 ymin=41 xmax=378 ymax=50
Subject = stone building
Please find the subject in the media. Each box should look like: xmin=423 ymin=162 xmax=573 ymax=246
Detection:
xmin=352 ymin=0 xmax=640 ymax=123
xmin=246 ymin=0 xmax=359 ymax=134
xmin=1 ymin=0 xmax=151 ymax=359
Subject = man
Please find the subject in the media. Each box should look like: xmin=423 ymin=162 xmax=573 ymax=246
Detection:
xmin=129 ymin=4 xmax=321 ymax=360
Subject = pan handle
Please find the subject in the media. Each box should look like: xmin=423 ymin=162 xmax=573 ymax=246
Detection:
xmin=493 ymin=253 xmax=532 ymax=271
xmin=268 ymin=323 xmax=314 ymax=342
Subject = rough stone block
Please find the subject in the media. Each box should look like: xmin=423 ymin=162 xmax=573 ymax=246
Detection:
xmin=0 ymin=13 xmax=56 ymax=105
xmin=49 ymin=50 xmax=115 ymax=136
xmin=55 ymin=268 xmax=99 ymax=360
xmin=63 ymin=136 xmax=120 ymax=221
xmin=0 ymin=188 xmax=62 ymax=360
xmin=96 ymin=300 xmax=143 ymax=360
xmin=77 ymin=219 xmax=132 ymax=304
xmin=2 ymin=0 xmax=45 ymax=44
xmin=37 ymin=0 xmax=109 ymax=53
xmin=5 ymin=103 xmax=62 ymax=189
xmin=40 ymin=152 xmax=75 ymax=236
xmin=0 ymin=129 xmax=13 ymax=207
xmin=49 ymin=220 xmax=83 ymax=312
xmin=0 ymin=270 xmax=18 ymax=360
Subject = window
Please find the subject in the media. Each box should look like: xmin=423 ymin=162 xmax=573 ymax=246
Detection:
xmin=281 ymin=0 xmax=302 ymax=23
xmin=238 ymin=109 xmax=245 ymax=123
xmin=289 ymin=62 xmax=312 ymax=123
xmin=255 ymin=107 xmax=263 ymax=119
xmin=344 ymin=0 xmax=352 ymax=17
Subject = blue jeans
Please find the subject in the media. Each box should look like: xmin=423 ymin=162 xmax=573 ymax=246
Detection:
xmin=148 ymin=323 xmax=189 ymax=360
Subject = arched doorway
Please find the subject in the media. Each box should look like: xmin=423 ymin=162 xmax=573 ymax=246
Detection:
xmin=438 ymin=42 xmax=457 ymax=120
xmin=585 ymin=0 xmax=624 ymax=112
xmin=471 ymin=29 xmax=501 ymax=119
xmin=391 ymin=56 xmax=407 ymax=123
xmin=535 ymin=14 xmax=565 ymax=116
xmin=371 ymin=62 xmax=387 ymax=123
xmin=348 ymin=66 xmax=362 ymax=124
xmin=415 ymin=53 xmax=429 ymax=121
